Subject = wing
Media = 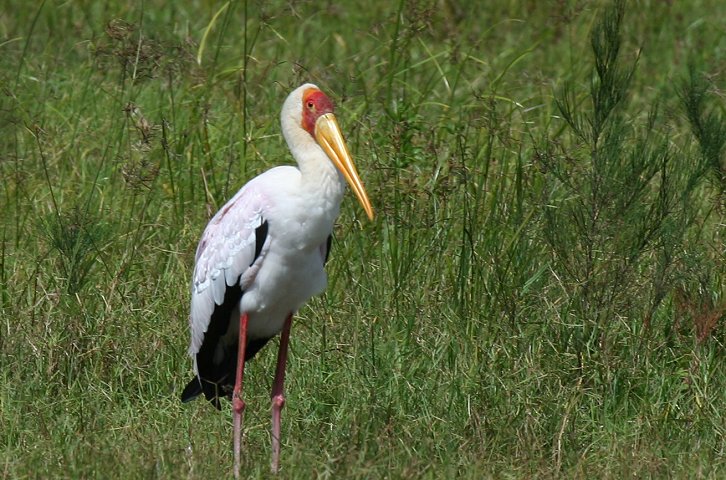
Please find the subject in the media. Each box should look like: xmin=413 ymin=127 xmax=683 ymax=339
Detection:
xmin=188 ymin=181 xmax=271 ymax=357
xmin=183 ymin=166 xmax=300 ymax=406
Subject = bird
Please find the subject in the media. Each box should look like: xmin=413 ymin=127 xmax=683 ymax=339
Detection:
xmin=180 ymin=83 xmax=374 ymax=476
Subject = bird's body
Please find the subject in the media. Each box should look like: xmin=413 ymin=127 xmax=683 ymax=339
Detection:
xmin=183 ymin=164 xmax=340 ymax=403
xmin=181 ymin=84 xmax=373 ymax=476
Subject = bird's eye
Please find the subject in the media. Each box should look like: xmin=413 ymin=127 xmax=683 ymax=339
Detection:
xmin=307 ymin=101 xmax=314 ymax=110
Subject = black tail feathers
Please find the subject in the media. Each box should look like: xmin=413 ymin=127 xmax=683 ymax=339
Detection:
xmin=180 ymin=376 xmax=223 ymax=410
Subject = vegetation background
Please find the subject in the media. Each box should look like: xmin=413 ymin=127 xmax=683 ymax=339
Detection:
xmin=1 ymin=0 xmax=724 ymax=478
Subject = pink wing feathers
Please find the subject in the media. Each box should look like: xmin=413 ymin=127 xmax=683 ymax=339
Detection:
xmin=188 ymin=182 xmax=270 ymax=357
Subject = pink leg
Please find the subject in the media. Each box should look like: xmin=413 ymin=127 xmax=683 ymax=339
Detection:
xmin=233 ymin=313 xmax=249 ymax=480
xmin=270 ymin=313 xmax=293 ymax=474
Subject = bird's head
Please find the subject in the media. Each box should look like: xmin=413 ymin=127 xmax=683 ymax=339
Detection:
xmin=282 ymin=84 xmax=374 ymax=220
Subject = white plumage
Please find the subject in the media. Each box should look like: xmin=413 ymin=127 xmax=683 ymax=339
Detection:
xmin=181 ymin=83 xmax=373 ymax=476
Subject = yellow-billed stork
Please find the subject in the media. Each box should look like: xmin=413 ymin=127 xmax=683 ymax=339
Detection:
xmin=180 ymin=83 xmax=374 ymax=476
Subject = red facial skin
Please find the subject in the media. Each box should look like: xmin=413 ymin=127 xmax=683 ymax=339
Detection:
xmin=301 ymin=88 xmax=335 ymax=137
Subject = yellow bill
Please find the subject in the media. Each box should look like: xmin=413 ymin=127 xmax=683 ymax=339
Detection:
xmin=315 ymin=113 xmax=374 ymax=220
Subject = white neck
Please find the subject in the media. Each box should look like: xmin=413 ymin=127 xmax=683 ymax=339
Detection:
xmin=280 ymin=87 xmax=347 ymax=217
xmin=279 ymin=150 xmax=343 ymax=252
xmin=287 ymin=128 xmax=346 ymax=218
xmin=277 ymin=95 xmax=346 ymax=246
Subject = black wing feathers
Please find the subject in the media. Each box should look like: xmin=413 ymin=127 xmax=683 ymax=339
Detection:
xmin=324 ymin=234 xmax=332 ymax=264
xmin=253 ymin=220 xmax=268 ymax=263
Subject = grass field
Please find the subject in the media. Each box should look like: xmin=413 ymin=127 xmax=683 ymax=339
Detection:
xmin=2 ymin=0 xmax=725 ymax=478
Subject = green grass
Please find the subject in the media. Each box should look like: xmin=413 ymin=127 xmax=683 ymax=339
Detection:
xmin=2 ymin=0 xmax=725 ymax=478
